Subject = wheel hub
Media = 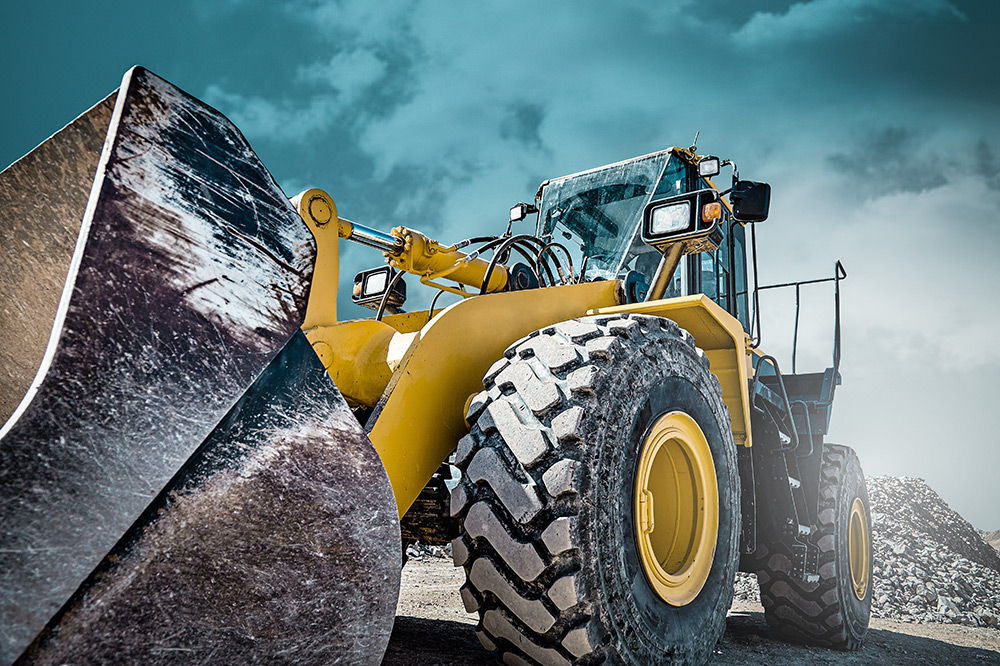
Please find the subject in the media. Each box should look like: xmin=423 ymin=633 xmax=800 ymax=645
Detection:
xmin=848 ymin=497 xmax=870 ymax=600
xmin=634 ymin=411 xmax=718 ymax=606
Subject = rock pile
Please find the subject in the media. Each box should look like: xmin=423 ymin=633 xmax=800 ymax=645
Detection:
xmin=984 ymin=529 xmax=1000 ymax=554
xmin=869 ymin=477 xmax=1000 ymax=571
xmin=733 ymin=476 xmax=999 ymax=629
xmin=867 ymin=476 xmax=999 ymax=628
xmin=734 ymin=572 xmax=761 ymax=604
xmin=405 ymin=541 xmax=451 ymax=560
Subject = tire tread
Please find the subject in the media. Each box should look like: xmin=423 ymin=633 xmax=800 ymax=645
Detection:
xmin=453 ymin=314 xmax=738 ymax=665
xmin=756 ymin=444 xmax=871 ymax=650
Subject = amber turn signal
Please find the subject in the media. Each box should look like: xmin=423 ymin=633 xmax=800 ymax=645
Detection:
xmin=701 ymin=202 xmax=722 ymax=224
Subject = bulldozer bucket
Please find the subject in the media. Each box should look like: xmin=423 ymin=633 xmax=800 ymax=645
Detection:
xmin=0 ymin=67 xmax=399 ymax=664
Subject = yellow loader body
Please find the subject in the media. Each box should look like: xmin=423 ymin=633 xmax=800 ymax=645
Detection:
xmin=303 ymin=253 xmax=755 ymax=516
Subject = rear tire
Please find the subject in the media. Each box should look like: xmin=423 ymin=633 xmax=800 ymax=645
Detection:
xmin=756 ymin=444 xmax=872 ymax=649
xmin=450 ymin=314 xmax=739 ymax=665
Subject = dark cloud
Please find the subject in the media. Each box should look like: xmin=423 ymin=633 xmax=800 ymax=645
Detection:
xmin=973 ymin=140 xmax=1000 ymax=191
xmin=732 ymin=0 xmax=965 ymax=47
xmin=826 ymin=127 xmax=947 ymax=197
xmin=826 ymin=129 xmax=1000 ymax=200
xmin=499 ymin=102 xmax=545 ymax=148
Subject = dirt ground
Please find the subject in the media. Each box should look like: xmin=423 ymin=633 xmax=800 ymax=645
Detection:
xmin=382 ymin=557 xmax=1000 ymax=666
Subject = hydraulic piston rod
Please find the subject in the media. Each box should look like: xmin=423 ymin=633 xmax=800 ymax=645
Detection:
xmin=338 ymin=218 xmax=405 ymax=254
xmin=337 ymin=213 xmax=508 ymax=295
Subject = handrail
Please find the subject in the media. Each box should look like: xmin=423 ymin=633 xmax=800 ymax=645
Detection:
xmin=750 ymin=354 xmax=799 ymax=453
xmin=749 ymin=261 xmax=846 ymax=455
xmin=752 ymin=261 xmax=846 ymax=382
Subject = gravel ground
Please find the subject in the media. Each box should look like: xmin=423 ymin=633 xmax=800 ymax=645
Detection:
xmin=383 ymin=557 xmax=1000 ymax=666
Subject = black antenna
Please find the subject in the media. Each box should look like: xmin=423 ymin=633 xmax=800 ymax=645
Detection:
xmin=689 ymin=130 xmax=700 ymax=152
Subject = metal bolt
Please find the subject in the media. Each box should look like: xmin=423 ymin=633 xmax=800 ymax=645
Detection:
xmin=309 ymin=196 xmax=333 ymax=226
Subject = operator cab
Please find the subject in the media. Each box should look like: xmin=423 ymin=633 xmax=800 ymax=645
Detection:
xmin=535 ymin=148 xmax=752 ymax=330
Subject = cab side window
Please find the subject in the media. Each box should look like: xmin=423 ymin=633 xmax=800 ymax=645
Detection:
xmin=689 ymin=176 xmax=750 ymax=331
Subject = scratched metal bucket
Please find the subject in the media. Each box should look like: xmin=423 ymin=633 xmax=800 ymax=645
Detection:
xmin=0 ymin=67 xmax=399 ymax=665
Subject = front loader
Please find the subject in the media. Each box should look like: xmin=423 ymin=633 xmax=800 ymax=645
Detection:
xmin=1 ymin=68 xmax=872 ymax=666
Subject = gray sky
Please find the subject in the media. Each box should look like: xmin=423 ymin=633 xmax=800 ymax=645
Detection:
xmin=3 ymin=1 xmax=998 ymax=529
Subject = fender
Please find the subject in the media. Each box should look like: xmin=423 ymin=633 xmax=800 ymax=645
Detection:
xmin=587 ymin=295 xmax=753 ymax=450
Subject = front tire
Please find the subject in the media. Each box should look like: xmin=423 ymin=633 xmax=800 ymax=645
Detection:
xmin=450 ymin=314 xmax=739 ymax=665
xmin=755 ymin=444 xmax=872 ymax=649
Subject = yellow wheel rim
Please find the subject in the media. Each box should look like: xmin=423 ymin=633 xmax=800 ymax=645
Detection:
xmin=634 ymin=411 xmax=718 ymax=606
xmin=848 ymin=497 xmax=870 ymax=600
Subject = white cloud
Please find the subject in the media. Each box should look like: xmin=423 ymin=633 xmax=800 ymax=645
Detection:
xmin=292 ymin=0 xmax=415 ymax=48
xmin=203 ymin=85 xmax=339 ymax=142
xmin=342 ymin=3 xmax=707 ymax=210
xmin=296 ymin=49 xmax=388 ymax=104
xmin=754 ymin=158 xmax=1000 ymax=372
xmin=733 ymin=0 xmax=966 ymax=47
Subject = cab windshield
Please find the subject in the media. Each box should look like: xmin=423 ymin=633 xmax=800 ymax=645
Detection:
xmin=535 ymin=149 xmax=750 ymax=330
xmin=537 ymin=151 xmax=677 ymax=281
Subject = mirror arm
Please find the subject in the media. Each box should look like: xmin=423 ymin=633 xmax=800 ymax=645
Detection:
xmin=722 ymin=159 xmax=740 ymax=186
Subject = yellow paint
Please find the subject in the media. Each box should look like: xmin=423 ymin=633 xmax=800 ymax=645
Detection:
xmin=849 ymin=496 xmax=871 ymax=600
xmin=304 ymin=283 xmax=752 ymax=516
xmin=634 ymin=411 xmax=719 ymax=606
xmin=378 ymin=309 xmax=436 ymax=334
xmin=336 ymin=216 xmax=356 ymax=240
xmin=586 ymin=295 xmax=753 ymax=447
xmin=304 ymin=320 xmax=397 ymax=408
xmin=385 ymin=227 xmax=508 ymax=294
xmin=294 ymin=189 xmax=341 ymax=329
xmin=296 ymin=189 xmax=400 ymax=407
xmin=303 ymin=315 xmax=438 ymax=410
xmin=370 ymin=280 xmax=620 ymax=516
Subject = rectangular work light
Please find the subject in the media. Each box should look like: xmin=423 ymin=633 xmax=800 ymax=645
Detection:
xmin=352 ymin=266 xmax=407 ymax=312
xmin=641 ymin=188 xmax=724 ymax=253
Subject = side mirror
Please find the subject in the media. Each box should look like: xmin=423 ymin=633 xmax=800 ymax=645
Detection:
xmin=353 ymin=266 xmax=406 ymax=312
xmin=730 ymin=180 xmax=770 ymax=223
